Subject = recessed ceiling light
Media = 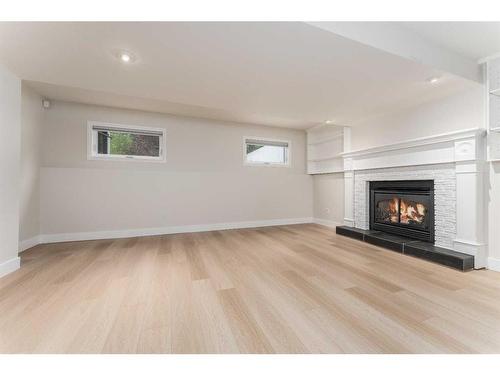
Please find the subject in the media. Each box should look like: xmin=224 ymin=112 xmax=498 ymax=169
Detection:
xmin=120 ymin=53 xmax=131 ymax=63
xmin=325 ymin=120 xmax=335 ymax=124
xmin=428 ymin=77 xmax=439 ymax=84
xmin=112 ymin=49 xmax=136 ymax=64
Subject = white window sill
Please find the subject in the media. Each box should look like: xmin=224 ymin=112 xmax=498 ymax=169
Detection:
xmin=88 ymin=155 xmax=166 ymax=163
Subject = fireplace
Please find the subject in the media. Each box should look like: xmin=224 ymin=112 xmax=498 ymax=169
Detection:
xmin=369 ymin=180 xmax=434 ymax=242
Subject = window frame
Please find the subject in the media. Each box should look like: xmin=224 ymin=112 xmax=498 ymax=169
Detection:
xmin=243 ymin=136 xmax=291 ymax=167
xmin=87 ymin=121 xmax=167 ymax=162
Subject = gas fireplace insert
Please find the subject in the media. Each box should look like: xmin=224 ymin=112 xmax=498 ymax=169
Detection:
xmin=369 ymin=180 xmax=434 ymax=243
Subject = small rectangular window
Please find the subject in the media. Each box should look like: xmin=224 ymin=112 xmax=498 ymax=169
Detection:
xmin=244 ymin=137 xmax=290 ymax=166
xmin=88 ymin=122 xmax=166 ymax=162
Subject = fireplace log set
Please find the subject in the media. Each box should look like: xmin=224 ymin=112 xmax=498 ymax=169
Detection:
xmin=376 ymin=197 xmax=426 ymax=225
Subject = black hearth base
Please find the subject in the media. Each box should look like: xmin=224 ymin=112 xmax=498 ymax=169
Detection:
xmin=335 ymin=226 xmax=474 ymax=271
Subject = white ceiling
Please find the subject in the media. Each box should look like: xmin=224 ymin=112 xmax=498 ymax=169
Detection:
xmin=398 ymin=22 xmax=500 ymax=61
xmin=0 ymin=22 xmax=482 ymax=129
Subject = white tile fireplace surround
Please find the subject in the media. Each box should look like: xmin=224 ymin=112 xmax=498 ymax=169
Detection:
xmin=342 ymin=128 xmax=487 ymax=269
xmin=354 ymin=165 xmax=456 ymax=249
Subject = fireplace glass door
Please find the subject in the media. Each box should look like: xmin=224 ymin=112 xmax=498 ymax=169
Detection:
xmin=374 ymin=193 xmax=431 ymax=231
xmin=369 ymin=180 xmax=434 ymax=242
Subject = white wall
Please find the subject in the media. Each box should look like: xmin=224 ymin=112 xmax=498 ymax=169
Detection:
xmin=0 ymin=65 xmax=21 ymax=276
xmin=350 ymin=86 xmax=485 ymax=151
xmin=39 ymin=101 xmax=313 ymax=238
xmin=312 ymin=174 xmax=344 ymax=225
xmin=20 ymin=84 xmax=43 ymax=245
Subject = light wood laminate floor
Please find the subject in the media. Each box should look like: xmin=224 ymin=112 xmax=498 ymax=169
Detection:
xmin=1 ymin=224 xmax=500 ymax=353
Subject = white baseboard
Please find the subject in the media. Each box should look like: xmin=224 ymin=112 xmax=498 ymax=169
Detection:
xmin=0 ymin=256 xmax=20 ymax=278
xmin=313 ymin=218 xmax=342 ymax=228
xmin=24 ymin=217 xmax=314 ymax=247
xmin=19 ymin=235 xmax=43 ymax=253
xmin=488 ymin=257 xmax=500 ymax=272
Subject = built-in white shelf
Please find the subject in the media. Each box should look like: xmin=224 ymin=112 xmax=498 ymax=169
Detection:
xmin=307 ymin=133 xmax=343 ymax=146
xmin=488 ymin=56 xmax=500 ymax=90
xmin=307 ymin=167 xmax=344 ymax=174
xmin=488 ymin=131 xmax=500 ymax=162
xmin=306 ymin=124 xmax=346 ymax=174
xmin=485 ymin=57 xmax=500 ymax=161
xmin=490 ymin=94 xmax=500 ymax=129
xmin=307 ymin=159 xmax=344 ymax=174
xmin=308 ymin=154 xmax=343 ymax=162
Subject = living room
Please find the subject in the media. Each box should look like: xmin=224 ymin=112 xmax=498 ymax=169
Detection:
xmin=1 ymin=1 xmax=499 ymax=372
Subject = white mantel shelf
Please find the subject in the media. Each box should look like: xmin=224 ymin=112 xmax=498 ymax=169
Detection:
xmin=341 ymin=128 xmax=485 ymax=159
xmin=341 ymin=128 xmax=486 ymax=172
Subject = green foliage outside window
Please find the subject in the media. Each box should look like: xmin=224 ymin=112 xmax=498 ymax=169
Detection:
xmin=246 ymin=144 xmax=263 ymax=154
xmin=97 ymin=130 xmax=160 ymax=157
xmin=109 ymin=132 xmax=134 ymax=155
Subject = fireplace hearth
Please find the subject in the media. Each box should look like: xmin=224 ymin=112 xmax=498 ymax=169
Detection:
xmin=370 ymin=180 xmax=434 ymax=243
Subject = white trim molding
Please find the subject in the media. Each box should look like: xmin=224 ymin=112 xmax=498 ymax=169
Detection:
xmin=21 ymin=218 xmax=313 ymax=248
xmin=343 ymin=168 xmax=355 ymax=227
xmin=0 ymin=257 xmax=20 ymax=278
xmin=313 ymin=218 xmax=342 ymax=228
xmin=342 ymin=128 xmax=484 ymax=158
xmin=342 ymin=127 xmax=488 ymax=269
xmin=478 ymin=51 xmax=500 ymax=64
xmin=19 ymin=235 xmax=43 ymax=253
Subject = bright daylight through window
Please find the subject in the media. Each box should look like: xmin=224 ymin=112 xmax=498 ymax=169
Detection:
xmin=244 ymin=138 xmax=290 ymax=166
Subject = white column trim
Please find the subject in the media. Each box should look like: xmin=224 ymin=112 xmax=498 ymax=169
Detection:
xmin=488 ymin=257 xmax=500 ymax=272
xmin=343 ymin=158 xmax=355 ymax=227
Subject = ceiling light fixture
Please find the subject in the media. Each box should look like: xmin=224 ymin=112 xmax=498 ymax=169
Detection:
xmin=120 ymin=52 xmax=131 ymax=63
xmin=112 ymin=49 xmax=137 ymax=64
xmin=428 ymin=77 xmax=439 ymax=84
xmin=325 ymin=120 xmax=334 ymax=124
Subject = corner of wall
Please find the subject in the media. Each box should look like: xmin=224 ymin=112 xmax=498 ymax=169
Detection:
xmin=19 ymin=83 xmax=44 ymax=248
xmin=0 ymin=64 xmax=21 ymax=276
